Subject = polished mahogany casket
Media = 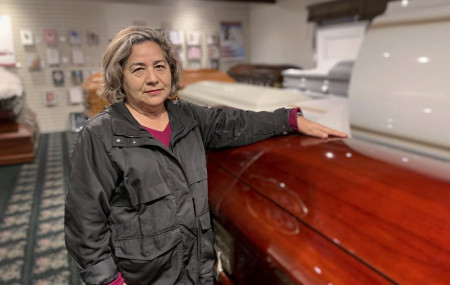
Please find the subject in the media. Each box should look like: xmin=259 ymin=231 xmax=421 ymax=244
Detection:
xmin=207 ymin=135 xmax=450 ymax=284
xmin=179 ymin=1 xmax=450 ymax=284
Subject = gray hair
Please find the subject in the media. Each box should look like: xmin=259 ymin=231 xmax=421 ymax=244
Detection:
xmin=98 ymin=26 xmax=182 ymax=103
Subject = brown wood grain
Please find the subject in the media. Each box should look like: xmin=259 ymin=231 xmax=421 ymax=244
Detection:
xmin=180 ymin=69 xmax=235 ymax=89
xmin=207 ymin=135 xmax=450 ymax=284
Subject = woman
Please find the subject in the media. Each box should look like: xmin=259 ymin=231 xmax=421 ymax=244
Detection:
xmin=64 ymin=26 xmax=347 ymax=285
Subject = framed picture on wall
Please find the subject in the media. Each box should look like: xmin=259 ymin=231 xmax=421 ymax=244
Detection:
xmin=44 ymin=29 xmax=58 ymax=45
xmin=27 ymin=53 xmax=41 ymax=71
xmin=169 ymin=30 xmax=185 ymax=45
xmin=208 ymin=45 xmax=220 ymax=59
xmin=70 ymin=112 xmax=88 ymax=132
xmin=72 ymin=49 xmax=85 ymax=65
xmin=187 ymin=46 xmax=201 ymax=60
xmin=69 ymin=30 xmax=82 ymax=45
xmin=69 ymin=87 xmax=83 ymax=105
xmin=207 ymin=32 xmax=220 ymax=45
xmin=86 ymin=31 xmax=100 ymax=45
xmin=46 ymin=48 xmax=60 ymax=66
xmin=52 ymin=70 xmax=64 ymax=86
xmin=44 ymin=91 xmax=59 ymax=106
xmin=20 ymin=29 xmax=34 ymax=46
xmin=220 ymin=22 xmax=245 ymax=60
xmin=71 ymin=70 xmax=83 ymax=85
xmin=0 ymin=14 xmax=16 ymax=66
xmin=187 ymin=30 xmax=202 ymax=46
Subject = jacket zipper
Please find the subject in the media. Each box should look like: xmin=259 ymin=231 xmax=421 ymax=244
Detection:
xmin=128 ymin=129 xmax=203 ymax=283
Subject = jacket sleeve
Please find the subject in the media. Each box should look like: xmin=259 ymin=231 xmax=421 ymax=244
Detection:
xmin=179 ymin=100 xmax=294 ymax=149
xmin=64 ymin=125 xmax=119 ymax=285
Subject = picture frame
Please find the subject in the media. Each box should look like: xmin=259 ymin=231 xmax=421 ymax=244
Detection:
xmin=208 ymin=45 xmax=220 ymax=59
xmin=70 ymin=112 xmax=88 ymax=132
xmin=20 ymin=29 xmax=34 ymax=46
xmin=69 ymin=29 xmax=82 ymax=45
xmin=52 ymin=70 xmax=65 ymax=86
xmin=86 ymin=31 xmax=100 ymax=45
xmin=169 ymin=30 xmax=185 ymax=45
xmin=44 ymin=29 xmax=57 ymax=45
xmin=72 ymin=49 xmax=85 ymax=65
xmin=0 ymin=15 xmax=16 ymax=66
xmin=68 ymin=87 xmax=83 ymax=105
xmin=46 ymin=48 xmax=60 ymax=66
xmin=26 ymin=53 xmax=41 ymax=71
xmin=220 ymin=22 xmax=245 ymax=60
xmin=71 ymin=70 xmax=83 ymax=85
xmin=187 ymin=30 xmax=202 ymax=46
xmin=207 ymin=32 xmax=220 ymax=45
xmin=187 ymin=46 xmax=201 ymax=60
xmin=44 ymin=91 xmax=59 ymax=106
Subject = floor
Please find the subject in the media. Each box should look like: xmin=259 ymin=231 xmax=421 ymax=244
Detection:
xmin=0 ymin=132 xmax=82 ymax=285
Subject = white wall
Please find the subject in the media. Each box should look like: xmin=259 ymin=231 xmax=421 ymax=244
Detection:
xmin=248 ymin=0 xmax=328 ymax=69
xmin=0 ymin=0 xmax=251 ymax=132
xmin=1 ymin=0 xmax=322 ymax=133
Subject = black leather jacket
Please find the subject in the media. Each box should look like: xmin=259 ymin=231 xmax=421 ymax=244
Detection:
xmin=64 ymin=100 xmax=293 ymax=285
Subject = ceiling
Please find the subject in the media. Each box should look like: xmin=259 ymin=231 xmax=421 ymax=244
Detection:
xmin=79 ymin=0 xmax=277 ymax=5
xmin=203 ymin=0 xmax=276 ymax=2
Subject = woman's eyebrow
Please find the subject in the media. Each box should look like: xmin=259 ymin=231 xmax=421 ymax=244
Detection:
xmin=129 ymin=59 xmax=166 ymax=68
xmin=153 ymin=59 xmax=167 ymax=65
xmin=128 ymin=62 xmax=146 ymax=68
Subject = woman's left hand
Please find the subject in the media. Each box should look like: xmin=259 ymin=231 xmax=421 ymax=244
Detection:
xmin=296 ymin=116 xmax=348 ymax=139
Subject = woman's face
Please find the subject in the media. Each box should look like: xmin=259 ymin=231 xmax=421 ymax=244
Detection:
xmin=122 ymin=41 xmax=172 ymax=112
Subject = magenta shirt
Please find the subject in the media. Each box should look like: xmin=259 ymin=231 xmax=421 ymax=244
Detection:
xmin=141 ymin=123 xmax=172 ymax=148
xmin=289 ymin=107 xmax=301 ymax=131
xmin=108 ymin=272 xmax=124 ymax=285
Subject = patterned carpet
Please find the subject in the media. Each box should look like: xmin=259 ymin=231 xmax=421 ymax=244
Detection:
xmin=0 ymin=132 xmax=82 ymax=285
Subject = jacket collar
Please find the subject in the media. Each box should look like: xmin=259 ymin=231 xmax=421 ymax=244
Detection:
xmin=110 ymin=102 xmax=142 ymax=136
xmin=109 ymin=100 xmax=197 ymax=139
xmin=167 ymin=99 xmax=198 ymax=143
